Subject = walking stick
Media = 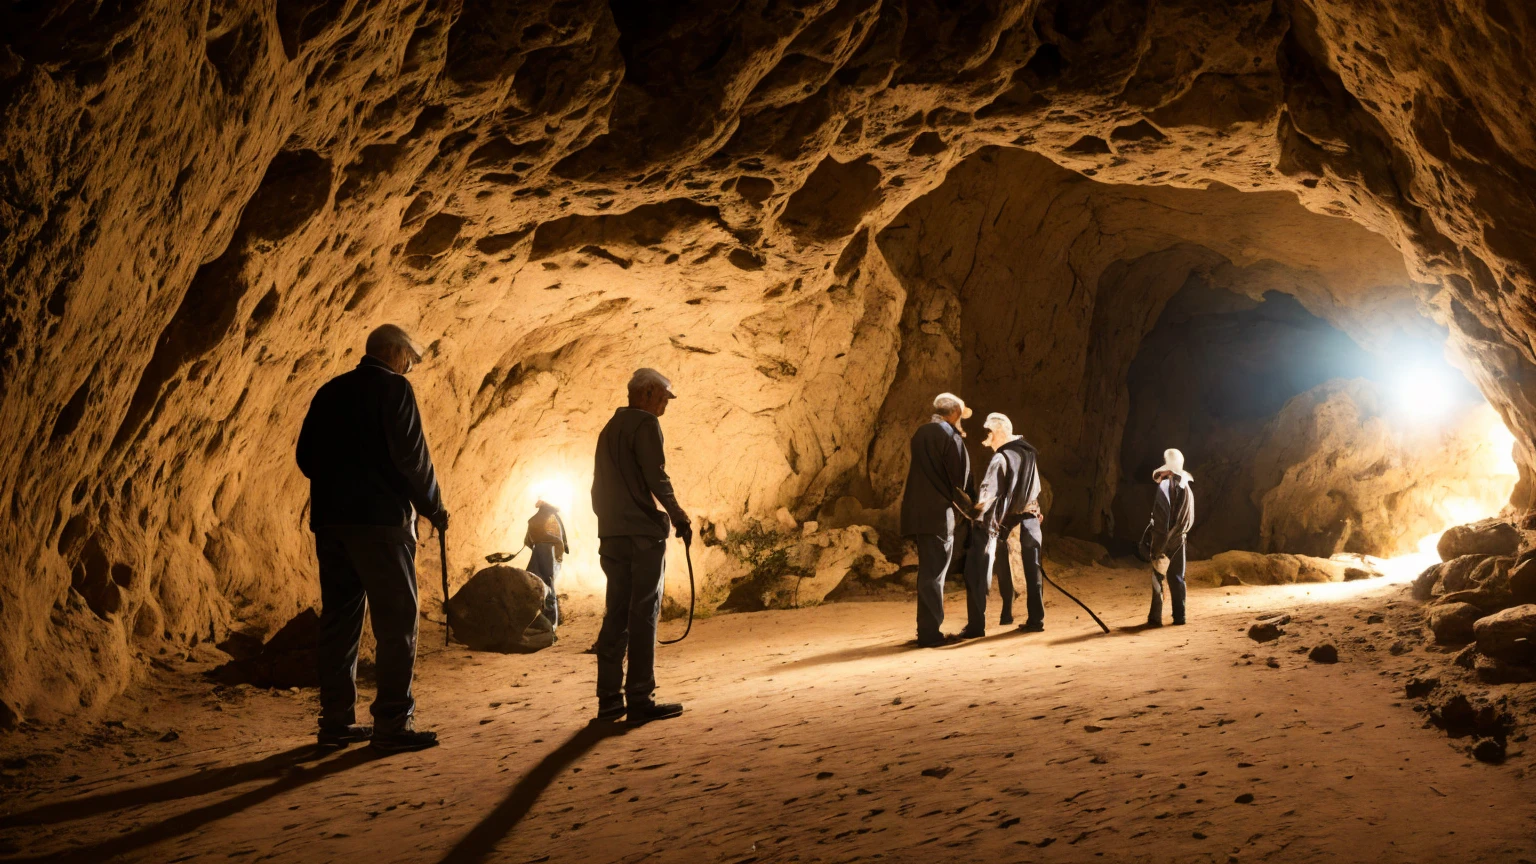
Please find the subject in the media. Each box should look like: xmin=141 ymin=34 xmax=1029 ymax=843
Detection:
xmin=659 ymin=535 xmax=695 ymax=646
xmin=439 ymin=526 xmax=452 ymax=647
xmin=1039 ymin=562 xmax=1110 ymax=633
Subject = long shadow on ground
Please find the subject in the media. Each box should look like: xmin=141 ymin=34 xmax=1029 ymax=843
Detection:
xmin=4 ymin=745 xmax=384 ymax=863
xmin=439 ymin=720 xmax=630 ymax=864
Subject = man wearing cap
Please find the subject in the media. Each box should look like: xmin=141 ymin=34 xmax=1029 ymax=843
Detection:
xmin=900 ymin=393 xmax=973 ymax=647
xmin=1139 ymin=448 xmax=1195 ymax=626
xmin=297 ymin=324 xmax=446 ymax=753
xmin=590 ymin=368 xmax=691 ymax=724
xmin=957 ymin=412 xmax=1046 ymax=636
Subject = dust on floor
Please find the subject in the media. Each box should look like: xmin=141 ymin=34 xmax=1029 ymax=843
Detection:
xmin=2 ymin=565 xmax=1534 ymax=863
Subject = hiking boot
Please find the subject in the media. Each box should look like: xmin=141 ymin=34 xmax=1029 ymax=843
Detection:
xmin=371 ymin=724 xmax=439 ymax=753
xmin=627 ymin=701 xmax=684 ymax=725
xmin=317 ymin=723 xmax=372 ymax=747
xmin=1017 ymin=621 xmax=1044 ymax=633
xmin=596 ymin=699 xmax=626 ymax=722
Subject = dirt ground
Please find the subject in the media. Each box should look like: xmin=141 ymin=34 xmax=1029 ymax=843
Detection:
xmin=2 ymin=564 xmax=1534 ymax=864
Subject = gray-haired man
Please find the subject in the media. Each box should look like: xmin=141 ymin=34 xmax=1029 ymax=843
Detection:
xmin=297 ymin=324 xmax=445 ymax=753
xmin=591 ymin=368 xmax=691 ymax=724
xmin=900 ymin=393 xmax=973 ymax=647
xmin=961 ymin=412 xmax=1043 ymax=637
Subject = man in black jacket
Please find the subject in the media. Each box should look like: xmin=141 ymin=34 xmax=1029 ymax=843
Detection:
xmin=591 ymin=368 xmax=690 ymax=724
xmin=1140 ymin=448 xmax=1195 ymax=626
xmin=900 ymin=393 xmax=972 ymax=647
xmin=296 ymin=324 xmax=446 ymax=752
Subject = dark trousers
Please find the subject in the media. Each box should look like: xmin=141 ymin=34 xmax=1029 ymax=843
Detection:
xmin=914 ymin=532 xmax=954 ymax=641
xmin=527 ymin=543 xmax=561 ymax=627
xmin=963 ymin=532 xmax=998 ymax=631
xmin=595 ymin=535 xmax=666 ymax=706
xmin=1149 ymin=540 xmax=1187 ymax=623
xmin=315 ymin=529 xmax=418 ymax=732
xmin=996 ymin=517 xmax=1044 ymax=625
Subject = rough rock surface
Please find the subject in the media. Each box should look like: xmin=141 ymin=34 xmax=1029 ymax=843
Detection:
xmin=1471 ymin=604 xmax=1536 ymax=665
xmin=443 ymin=565 xmax=548 ymax=654
xmin=1427 ymin=602 xmax=1483 ymax=646
xmin=1187 ymin=550 xmax=1344 ymax=588
xmin=6 ymin=1 xmax=1536 ymax=718
xmin=1438 ymin=519 xmax=1521 ymax=561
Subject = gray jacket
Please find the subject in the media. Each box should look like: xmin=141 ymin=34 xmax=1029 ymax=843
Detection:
xmin=900 ymin=417 xmax=972 ymax=537
xmin=977 ymin=437 xmax=1039 ymax=537
xmin=591 ymin=407 xmax=685 ymax=540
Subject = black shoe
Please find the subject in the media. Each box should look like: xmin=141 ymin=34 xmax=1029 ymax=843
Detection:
xmin=1017 ymin=621 xmax=1044 ymax=633
xmin=999 ymin=614 xmax=1015 ymax=626
xmin=957 ymin=627 xmax=986 ymax=640
xmin=1146 ymin=618 xmax=1164 ymax=628
xmin=596 ymin=700 xmax=626 ymax=722
xmin=317 ymin=724 xmax=373 ymax=747
xmin=371 ymin=726 xmax=439 ymax=753
xmin=627 ymin=701 xmax=684 ymax=725
xmin=1172 ymin=618 xmax=1186 ymax=626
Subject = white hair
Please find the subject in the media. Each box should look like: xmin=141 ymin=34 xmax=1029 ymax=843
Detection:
xmin=628 ymin=367 xmax=673 ymax=396
xmin=933 ymin=392 xmax=964 ymax=417
xmin=983 ymin=412 xmax=1013 ymax=438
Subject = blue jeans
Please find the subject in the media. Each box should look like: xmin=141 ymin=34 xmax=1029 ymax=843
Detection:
xmin=527 ymin=543 xmax=561 ymax=627
xmin=1149 ymin=540 xmax=1187 ymax=623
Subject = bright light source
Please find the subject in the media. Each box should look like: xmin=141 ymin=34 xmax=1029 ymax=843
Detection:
xmin=1387 ymin=361 xmax=1455 ymax=423
xmin=530 ymin=473 xmax=577 ymax=511
xmin=1486 ymin=416 xmax=1519 ymax=476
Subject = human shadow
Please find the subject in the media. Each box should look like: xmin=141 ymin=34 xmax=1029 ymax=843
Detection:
xmin=439 ymin=720 xmax=630 ymax=864
xmin=769 ymin=640 xmax=915 ymax=671
xmin=5 ymin=745 xmax=385 ymax=863
xmin=0 ymin=744 xmax=330 ymax=829
xmin=1047 ymin=622 xmax=1156 ymax=647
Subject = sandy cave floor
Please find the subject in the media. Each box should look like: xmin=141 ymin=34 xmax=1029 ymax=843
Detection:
xmin=2 ymin=566 xmax=1535 ymax=864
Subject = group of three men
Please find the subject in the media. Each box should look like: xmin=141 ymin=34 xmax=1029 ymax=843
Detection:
xmin=900 ymin=392 xmax=1196 ymax=647
xmin=295 ymin=326 xmax=1194 ymax=749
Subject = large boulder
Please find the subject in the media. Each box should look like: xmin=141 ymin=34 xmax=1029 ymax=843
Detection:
xmin=720 ymin=525 xmax=898 ymax=612
xmin=1426 ymin=602 xmax=1483 ymax=645
xmin=445 ymin=566 xmax=551 ymax=654
xmin=1186 ymin=551 xmax=1343 ymax=588
xmin=1472 ymin=605 xmax=1536 ymax=665
xmin=1438 ymin=519 xmax=1520 ymax=562
xmin=1508 ymin=557 xmax=1536 ymax=605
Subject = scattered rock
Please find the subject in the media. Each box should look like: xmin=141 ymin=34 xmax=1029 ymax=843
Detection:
xmin=1509 ymin=557 xmax=1536 ymax=605
xmin=921 ymin=766 xmax=953 ymax=779
xmin=1234 ymin=793 xmax=1254 ymax=804
xmin=1405 ymin=677 xmax=1439 ymax=699
xmin=1388 ymin=640 xmax=1408 ymax=655
xmin=1472 ymin=737 xmax=1506 ymax=764
xmin=445 ymin=566 xmax=551 ymax=654
xmin=158 ymin=730 xmax=180 ymax=742
xmin=1366 ymin=613 xmax=1384 ymax=624
xmin=1307 ymin=644 xmax=1339 ymax=664
xmin=1473 ymin=653 xmax=1536 ymax=685
xmin=1438 ymin=519 xmax=1519 ymax=562
xmin=1343 ymin=568 xmax=1372 ymax=582
xmin=1248 ymin=621 xmax=1284 ymax=643
xmin=1426 ymin=602 xmax=1483 ymax=645
xmin=1472 ymin=604 xmax=1536 ymax=664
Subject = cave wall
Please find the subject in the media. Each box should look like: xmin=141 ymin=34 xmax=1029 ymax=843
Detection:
xmin=5 ymin=0 xmax=1536 ymax=721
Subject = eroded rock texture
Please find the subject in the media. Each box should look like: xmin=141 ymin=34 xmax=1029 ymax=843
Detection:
xmin=4 ymin=0 xmax=1536 ymax=719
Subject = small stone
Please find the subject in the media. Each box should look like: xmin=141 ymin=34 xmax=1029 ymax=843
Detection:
xmin=1366 ymin=614 xmax=1384 ymax=624
xmin=921 ymin=766 xmax=953 ymax=779
xmin=892 ymin=697 xmax=902 ymax=705
xmin=157 ymin=730 xmax=179 ymax=742
xmin=1472 ymin=737 xmax=1506 ymax=764
xmin=1343 ymin=568 xmax=1372 ymax=582
xmin=1248 ymin=622 xmax=1284 ymax=643
xmin=1388 ymin=640 xmax=1408 ymax=655
xmin=1308 ymin=644 xmax=1339 ymax=664
xmin=1234 ymin=793 xmax=1254 ymax=804
xmin=1265 ymin=657 xmax=1280 ymax=668
xmin=1084 ymin=724 xmax=1104 ymax=733
xmin=1405 ymin=677 xmax=1439 ymax=699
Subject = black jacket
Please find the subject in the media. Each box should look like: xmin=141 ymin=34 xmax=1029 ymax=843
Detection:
xmin=591 ymin=407 xmax=685 ymax=539
xmin=900 ymin=417 xmax=972 ymax=537
xmin=296 ymin=356 xmax=444 ymax=539
xmin=1141 ymin=476 xmax=1195 ymax=559
xmin=977 ymin=437 xmax=1039 ymax=536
